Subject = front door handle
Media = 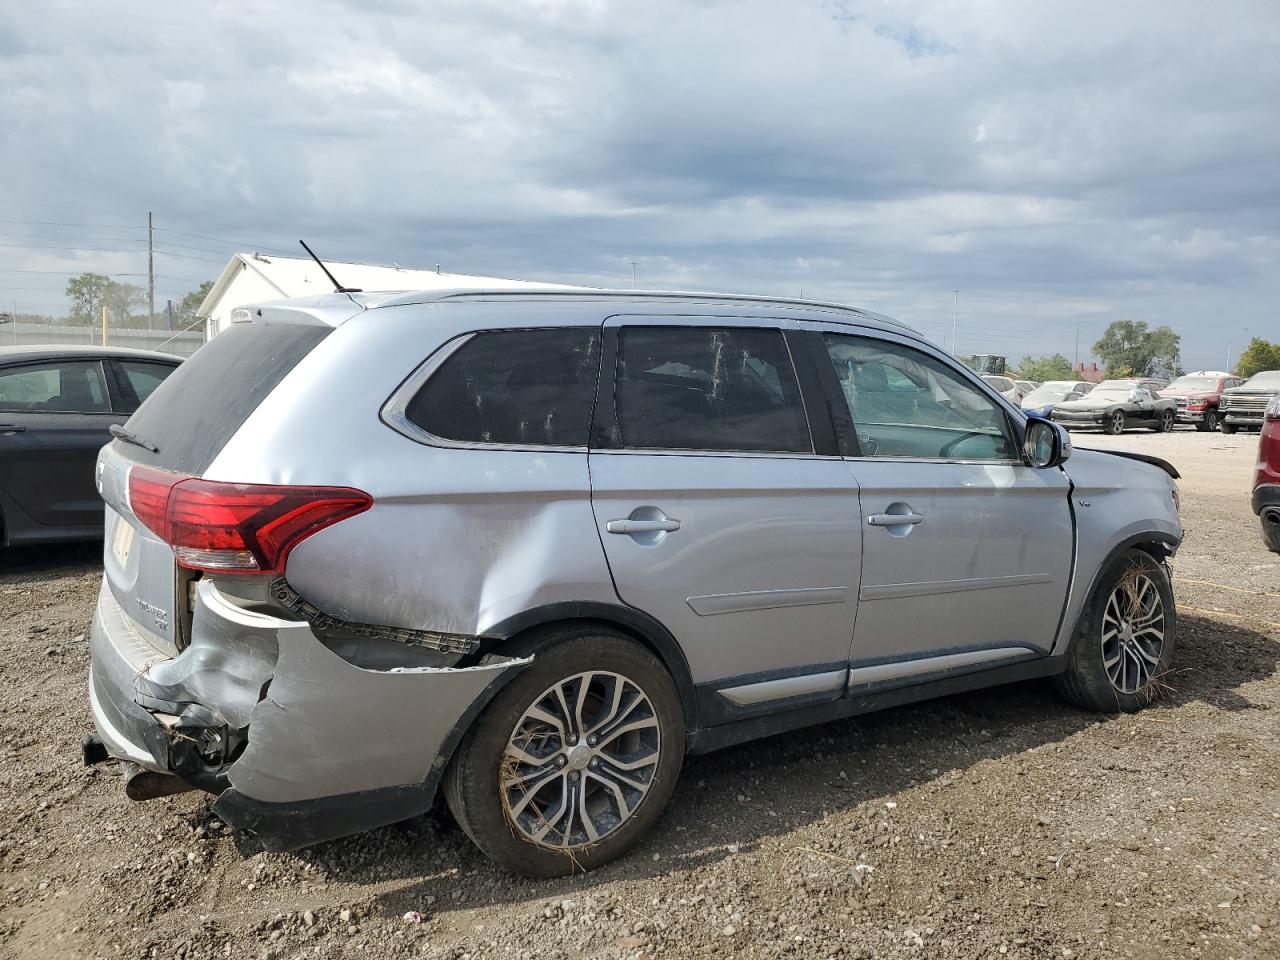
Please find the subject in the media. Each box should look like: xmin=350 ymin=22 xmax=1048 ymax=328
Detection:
xmin=0 ymin=424 xmax=27 ymax=434
xmin=867 ymin=512 xmax=925 ymax=527
xmin=607 ymin=518 xmax=682 ymax=534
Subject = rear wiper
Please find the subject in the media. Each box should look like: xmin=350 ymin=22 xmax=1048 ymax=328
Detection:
xmin=109 ymin=424 xmax=159 ymax=454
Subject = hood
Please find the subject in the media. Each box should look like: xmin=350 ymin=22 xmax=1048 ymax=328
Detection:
xmin=1225 ymin=385 xmax=1280 ymax=396
xmin=1161 ymin=389 xmax=1213 ymax=399
xmin=1055 ymin=394 xmax=1124 ymax=411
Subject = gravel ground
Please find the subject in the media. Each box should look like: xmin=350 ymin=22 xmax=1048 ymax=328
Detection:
xmin=1 ymin=428 xmax=1277 ymax=960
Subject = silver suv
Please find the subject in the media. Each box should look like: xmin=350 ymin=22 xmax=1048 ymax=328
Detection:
xmin=85 ymin=290 xmax=1182 ymax=876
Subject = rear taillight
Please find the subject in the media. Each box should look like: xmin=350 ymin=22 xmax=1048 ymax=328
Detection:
xmin=128 ymin=465 xmax=372 ymax=574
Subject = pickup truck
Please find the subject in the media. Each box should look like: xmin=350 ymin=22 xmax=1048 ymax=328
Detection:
xmin=1220 ymin=371 xmax=1280 ymax=434
xmin=1159 ymin=371 xmax=1241 ymax=432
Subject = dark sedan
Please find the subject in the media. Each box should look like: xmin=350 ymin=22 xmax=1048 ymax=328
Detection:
xmin=0 ymin=345 xmax=181 ymax=545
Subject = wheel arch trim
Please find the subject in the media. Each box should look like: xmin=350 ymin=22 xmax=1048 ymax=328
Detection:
xmin=483 ymin=601 xmax=699 ymax=732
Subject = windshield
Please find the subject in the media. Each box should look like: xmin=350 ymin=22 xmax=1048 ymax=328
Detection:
xmin=1167 ymin=376 xmax=1219 ymax=390
xmin=1024 ymin=382 xmax=1076 ymax=403
xmin=1089 ymin=388 xmax=1135 ymax=400
xmin=982 ymin=376 xmax=1013 ymax=391
xmin=1245 ymin=371 xmax=1280 ymax=387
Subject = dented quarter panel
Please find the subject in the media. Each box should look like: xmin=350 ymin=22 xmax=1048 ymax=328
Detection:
xmin=203 ymin=301 xmax=619 ymax=635
xmin=1054 ymin=448 xmax=1182 ymax=653
xmin=227 ymin=624 xmax=529 ymax=804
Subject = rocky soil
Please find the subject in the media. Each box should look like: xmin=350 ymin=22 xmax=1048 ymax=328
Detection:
xmin=1 ymin=428 xmax=1277 ymax=959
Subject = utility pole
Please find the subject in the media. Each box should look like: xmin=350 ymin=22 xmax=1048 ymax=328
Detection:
xmin=147 ymin=211 xmax=155 ymax=330
xmin=1074 ymin=323 xmax=1080 ymax=370
xmin=951 ymin=290 xmax=959 ymax=355
xmin=628 ymin=259 xmax=639 ymax=290
xmin=102 ymin=304 xmax=109 ymax=347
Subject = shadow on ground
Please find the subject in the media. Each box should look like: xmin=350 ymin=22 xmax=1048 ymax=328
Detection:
xmin=269 ymin=612 xmax=1279 ymax=918
xmin=0 ymin=540 xmax=101 ymax=579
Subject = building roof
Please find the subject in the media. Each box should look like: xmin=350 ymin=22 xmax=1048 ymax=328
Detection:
xmin=197 ymin=253 xmax=579 ymax=321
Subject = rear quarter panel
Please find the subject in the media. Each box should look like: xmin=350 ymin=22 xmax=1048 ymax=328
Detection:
xmin=203 ymin=301 xmax=618 ymax=636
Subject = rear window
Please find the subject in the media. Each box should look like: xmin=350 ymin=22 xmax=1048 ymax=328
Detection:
xmin=405 ymin=328 xmax=601 ymax=447
xmin=122 ymin=322 xmax=331 ymax=474
xmin=613 ymin=326 xmax=811 ymax=453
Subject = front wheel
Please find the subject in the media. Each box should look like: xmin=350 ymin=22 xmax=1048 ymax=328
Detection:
xmin=1262 ymin=509 xmax=1280 ymax=553
xmin=1104 ymin=410 xmax=1127 ymax=435
xmin=1152 ymin=409 xmax=1175 ymax=432
xmin=444 ymin=627 xmax=685 ymax=877
xmin=1221 ymin=422 xmax=1238 ymax=435
xmin=1053 ymin=548 xmax=1176 ymax=713
xmin=1196 ymin=410 xmax=1218 ymax=432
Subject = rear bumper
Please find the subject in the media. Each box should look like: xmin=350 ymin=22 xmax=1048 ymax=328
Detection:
xmin=1253 ymin=484 xmax=1280 ymax=517
xmin=87 ymin=576 xmax=529 ymax=851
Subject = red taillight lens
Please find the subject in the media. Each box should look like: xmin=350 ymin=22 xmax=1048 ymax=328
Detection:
xmin=127 ymin=466 xmax=372 ymax=574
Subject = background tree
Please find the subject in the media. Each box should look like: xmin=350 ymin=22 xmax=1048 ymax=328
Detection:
xmin=1092 ymin=320 xmax=1182 ymax=378
xmin=65 ymin=273 xmax=114 ymax=326
xmin=64 ymin=273 xmax=145 ymax=328
xmin=1016 ymin=354 xmax=1075 ymax=382
xmin=172 ymin=280 xmax=214 ymax=332
xmin=1236 ymin=337 xmax=1280 ymax=378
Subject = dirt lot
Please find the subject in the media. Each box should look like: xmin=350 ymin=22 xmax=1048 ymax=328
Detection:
xmin=2 ymin=429 xmax=1277 ymax=960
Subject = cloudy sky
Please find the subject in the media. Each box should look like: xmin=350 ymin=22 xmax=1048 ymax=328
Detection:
xmin=2 ymin=0 xmax=1277 ymax=369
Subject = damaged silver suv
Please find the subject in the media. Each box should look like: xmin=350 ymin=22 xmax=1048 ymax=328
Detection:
xmin=86 ymin=289 xmax=1183 ymax=876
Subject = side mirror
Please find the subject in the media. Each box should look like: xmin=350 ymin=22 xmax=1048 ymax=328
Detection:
xmin=1023 ymin=416 xmax=1072 ymax=469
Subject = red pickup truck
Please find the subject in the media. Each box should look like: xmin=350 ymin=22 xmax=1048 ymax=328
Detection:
xmin=1255 ymin=394 xmax=1280 ymax=551
xmin=1159 ymin=371 xmax=1241 ymax=432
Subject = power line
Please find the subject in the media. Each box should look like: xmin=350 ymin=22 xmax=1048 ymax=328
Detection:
xmin=0 ymin=216 xmax=143 ymax=229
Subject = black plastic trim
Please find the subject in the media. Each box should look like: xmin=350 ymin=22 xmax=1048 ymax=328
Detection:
xmin=1251 ymin=483 xmax=1280 ymax=516
xmin=214 ymin=784 xmax=432 ymax=853
xmin=687 ymin=654 xmax=1065 ymax=754
xmin=1090 ymin=448 xmax=1180 ymax=479
xmin=783 ymin=330 xmax=839 ymax=457
xmin=802 ymin=330 xmax=862 ymax=457
xmin=484 ymin=600 xmax=699 ymax=729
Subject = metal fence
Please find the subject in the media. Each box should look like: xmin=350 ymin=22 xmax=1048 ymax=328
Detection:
xmin=0 ymin=321 xmax=204 ymax=357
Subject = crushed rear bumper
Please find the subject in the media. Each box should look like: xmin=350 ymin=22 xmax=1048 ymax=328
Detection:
xmin=87 ymin=577 xmax=529 ymax=850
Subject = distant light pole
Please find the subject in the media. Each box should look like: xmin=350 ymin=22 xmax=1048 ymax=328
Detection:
xmin=951 ymin=290 xmax=959 ymax=355
xmin=628 ymin=259 xmax=639 ymax=290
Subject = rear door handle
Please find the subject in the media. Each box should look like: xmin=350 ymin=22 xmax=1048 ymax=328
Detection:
xmin=607 ymin=518 xmax=682 ymax=534
xmin=0 ymin=424 xmax=27 ymax=434
xmin=867 ymin=512 xmax=925 ymax=527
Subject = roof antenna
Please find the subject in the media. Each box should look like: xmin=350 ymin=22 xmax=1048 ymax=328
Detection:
xmin=298 ymin=240 xmax=362 ymax=293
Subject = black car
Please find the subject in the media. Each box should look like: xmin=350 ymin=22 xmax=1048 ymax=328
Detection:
xmin=0 ymin=345 xmax=182 ymax=545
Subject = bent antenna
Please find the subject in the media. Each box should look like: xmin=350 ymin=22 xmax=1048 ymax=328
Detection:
xmin=299 ymin=240 xmax=362 ymax=293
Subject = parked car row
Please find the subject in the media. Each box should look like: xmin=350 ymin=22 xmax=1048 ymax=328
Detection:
xmin=1051 ymin=378 xmax=1177 ymax=435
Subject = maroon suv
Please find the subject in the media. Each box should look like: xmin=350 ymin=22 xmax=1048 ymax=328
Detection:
xmin=1160 ymin=371 xmax=1242 ymax=432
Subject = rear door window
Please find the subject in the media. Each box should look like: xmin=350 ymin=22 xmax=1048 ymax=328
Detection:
xmin=612 ymin=326 xmax=811 ymax=453
xmin=0 ymin=360 xmax=110 ymax=413
xmin=114 ymin=360 xmax=178 ymax=412
xmin=405 ymin=328 xmax=601 ymax=447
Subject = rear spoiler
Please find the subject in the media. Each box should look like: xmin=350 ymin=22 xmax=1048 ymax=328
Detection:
xmin=1093 ymin=449 xmax=1180 ymax=479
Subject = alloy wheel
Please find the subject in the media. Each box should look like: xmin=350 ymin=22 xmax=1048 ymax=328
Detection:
xmin=1101 ymin=570 xmax=1166 ymax=694
xmin=1109 ymin=411 xmax=1125 ymax=434
xmin=500 ymin=671 xmax=661 ymax=849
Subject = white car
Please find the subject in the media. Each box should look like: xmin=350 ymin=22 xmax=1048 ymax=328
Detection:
xmin=982 ymin=374 xmax=1026 ymax=403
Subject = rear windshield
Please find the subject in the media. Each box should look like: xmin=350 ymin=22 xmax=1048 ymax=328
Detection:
xmin=120 ymin=321 xmax=330 ymax=474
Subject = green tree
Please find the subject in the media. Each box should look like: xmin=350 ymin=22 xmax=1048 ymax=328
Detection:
xmin=1092 ymin=320 xmax=1182 ymax=379
xmin=167 ymin=280 xmax=215 ymax=334
xmin=1236 ymin=337 xmax=1280 ymax=378
xmin=65 ymin=273 xmax=114 ymax=326
xmin=1016 ymin=354 xmax=1075 ymax=382
xmin=64 ymin=273 xmax=145 ymax=328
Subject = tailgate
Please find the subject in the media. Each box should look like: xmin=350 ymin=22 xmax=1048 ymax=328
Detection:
xmin=97 ymin=442 xmax=181 ymax=653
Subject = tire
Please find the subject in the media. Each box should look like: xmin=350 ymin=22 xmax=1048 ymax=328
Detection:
xmin=444 ymin=626 xmax=685 ymax=877
xmin=1152 ymin=409 xmax=1175 ymax=433
xmin=1221 ymin=422 xmax=1238 ymax=435
xmin=1104 ymin=410 xmax=1126 ymax=435
xmin=1262 ymin=509 xmax=1280 ymax=553
xmin=1053 ymin=548 xmax=1176 ymax=713
xmin=1196 ymin=409 xmax=1218 ymax=432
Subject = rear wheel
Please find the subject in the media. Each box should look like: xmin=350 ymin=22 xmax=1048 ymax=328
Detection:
xmin=1104 ymin=410 xmax=1126 ymax=435
xmin=444 ymin=627 xmax=684 ymax=877
xmin=1053 ymin=549 xmax=1176 ymax=713
xmin=1196 ymin=409 xmax=1218 ymax=432
xmin=1262 ymin=510 xmax=1280 ymax=553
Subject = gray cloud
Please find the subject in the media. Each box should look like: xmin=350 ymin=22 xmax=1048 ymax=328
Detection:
xmin=2 ymin=0 xmax=1277 ymax=367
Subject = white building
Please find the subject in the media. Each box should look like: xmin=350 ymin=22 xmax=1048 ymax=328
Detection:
xmin=198 ymin=254 xmax=580 ymax=338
